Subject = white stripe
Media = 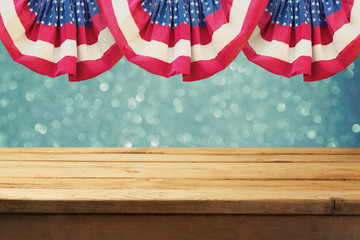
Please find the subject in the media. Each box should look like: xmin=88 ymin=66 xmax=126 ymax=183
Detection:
xmin=247 ymin=0 xmax=360 ymax=63
xmin=0 ymin=0 xmax=115 ymax=63
xmin=112 ymin=0 xmax=252 ymax=63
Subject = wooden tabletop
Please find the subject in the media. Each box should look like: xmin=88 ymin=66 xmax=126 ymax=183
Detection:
xmin=1 ymin=148 xmax=360 ymax=215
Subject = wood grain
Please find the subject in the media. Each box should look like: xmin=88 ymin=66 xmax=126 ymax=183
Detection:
xmin=1 ymin=214 xmax=360 ymax=240
xmin=1 ymin=161 xmax=360 ymax=179
xmin=0 ymin=148 xmax=360 ymax=215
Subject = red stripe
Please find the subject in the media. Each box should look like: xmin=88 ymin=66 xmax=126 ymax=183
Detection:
xmin=0 ymin=12 xmax=123 ymax=81
xmin=127 ymin=0 xmax=232 ymax=47
xmin=342 ymin=0 xmax=355 ymax=17
xmin=14 ymin=0 xmax=105 ymax=47
xmin=98 ymin=0 xmax=267 ymax=80
xmin=305 ymin=34 xmax=360 ymax=81
xmin=243 ymin=44 xmax=312 ymax=78
xmin=69 ymin=44 xmax=123 ymax=81
xmin=243 ymin=33 xmax=360 ymax=81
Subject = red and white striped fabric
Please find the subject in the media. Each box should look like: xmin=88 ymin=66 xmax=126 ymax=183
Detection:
xmin=0 ymin=0 xmax=122 ymax=81
xmin=243 ymin=0 xmax=360 ymax=81
xmin=97 ymin=0 xmax=267 ymax=81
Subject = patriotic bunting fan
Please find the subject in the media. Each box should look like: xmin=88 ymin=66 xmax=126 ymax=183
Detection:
xmin=97 ymin=0 xmax=268 ymax=81
xmin=243 ymin=0 xmax=360 ymax=81
xmin=0 ymin=0 xmax=122 ymax=81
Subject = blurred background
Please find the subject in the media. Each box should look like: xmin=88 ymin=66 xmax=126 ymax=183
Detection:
xmin=0 ymin=43 xmax=359 ymax=147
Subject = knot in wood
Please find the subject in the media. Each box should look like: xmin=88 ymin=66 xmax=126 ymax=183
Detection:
xmin=329 ymin=197 xmax=343 ymax=215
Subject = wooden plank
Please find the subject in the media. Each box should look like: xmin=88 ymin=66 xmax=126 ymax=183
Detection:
xmin=1 ymin=192 xmax=360 ymax=214
xmin=1 ymin=178 xmax=359 ymax=190
xmin=1 ymin=153 xmax=360 ymax=163
xmin=1 ymin=214 xmax=360 ymax=240
xmin=1 ymin=148 xmax=360 ymax=215
xmin=1 ymin=148 xmax=359 ymax=155
xmin=1 ymin=178 xmax=360 ymax=214
xmin=2 ymin=198 xmax=360 ymax=215
xmin=1 ymin=179 xmax=360 ymax=214
xmin=3 ymin=188 xmax=360 ymax=202
xmin=1 ymin=161 xmax=360 ymax=180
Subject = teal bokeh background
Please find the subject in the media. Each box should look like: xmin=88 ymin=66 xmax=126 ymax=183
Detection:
xmin=0 ymin=43 xmax=359 ymax=147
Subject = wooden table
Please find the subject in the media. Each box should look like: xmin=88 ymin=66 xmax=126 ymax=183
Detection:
xmin=0 ymin=148 xmax=360 ymax=239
